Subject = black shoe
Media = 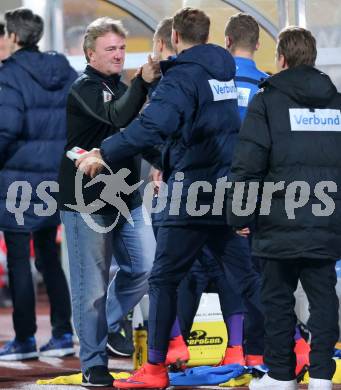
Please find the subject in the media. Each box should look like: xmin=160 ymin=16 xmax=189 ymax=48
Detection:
xmin=107 ymin=331 xmax=134 ymax=357
xmin=120 ymin=312 xmax=133 ymax=346
xmin=82 ymin=365 xmax=112 ymax=387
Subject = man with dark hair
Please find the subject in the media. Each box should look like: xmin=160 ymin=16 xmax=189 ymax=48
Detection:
xmin=152 ymin=17 xmax=174 ymax=56
xmin=225 ymin=13 xmax=267 ymax=120
xmin=172 ymin=7 xmax=210 ymax=45
xmin=0 ymin=22 xmax=10 ymax=62
xmin=5 ymin=8 xmax=44 ymax=49
xmin=0 ymin=8 xmax=77 ymax=360
xmin=77 ymin=7 xmax=260 ymax=389
xmin=224 ymin=12 xmax=267 ymax=368
xmin=148 ymin=18 xmax=173 ymax=198
xmin=225 ymin=13 xmax=259 ymax=52
xmin=277 ymin=27 xmax=317 ymax=68
xmin=150 ymin=16 xmax=247 ymax=369
xmin=225 ymin=13 xmax=310 ymax=373
xmin=227 ymin=26 xmax=341 ymax=390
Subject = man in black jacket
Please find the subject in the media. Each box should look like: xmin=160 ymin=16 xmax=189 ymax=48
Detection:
xmin=227 ymin=27 xmax=341 ymax=390
xmin=58 ymin=17 xmax=159 ymax=387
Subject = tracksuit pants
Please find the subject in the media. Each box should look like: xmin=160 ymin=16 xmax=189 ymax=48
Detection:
xmin=147 ymin=224 xmax=262 ymax=360
xmin=262 ymin=258 xmax=339 ymax=380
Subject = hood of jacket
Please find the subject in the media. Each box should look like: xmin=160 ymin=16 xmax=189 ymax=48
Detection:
xmin=261 ymin=65 xmax=337 ymax=107
xmin=10 ymin=48 xmax=73 ymax=91
xmin=161 ymin=43 xmax=236 ymax=81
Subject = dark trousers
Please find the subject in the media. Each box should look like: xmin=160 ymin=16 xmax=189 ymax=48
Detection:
xmin=243 ymin=254 xmax=264 ymax=355
xmin=177 ymin=248 xmax=264 ymax=354
xmin=262 ymin=258 xmax=339 ymax=381
xmin=147 ymin=225 xmax=263 ymax=355
xmin=177 ymin=246 xmax=246 ymax=341
xmin=4 ymin=227 xmax=73 ymax=341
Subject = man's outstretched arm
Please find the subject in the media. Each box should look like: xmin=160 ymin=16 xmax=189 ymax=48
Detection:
xmin=76 ymin=74 xmax=196 ymax=176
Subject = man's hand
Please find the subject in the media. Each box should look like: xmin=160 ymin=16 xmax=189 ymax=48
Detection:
xmin=75 ymin=148 xmax=104 ymax=178
xmin=149 ymin=167 xmax=163 ymax=194
xmin=141 ymin=54 xmax=161 ymax=83
xmin=235 ymin=227 xmax=251 ymax=238
xmin=134 ymin=66 xmax=142 ymax=78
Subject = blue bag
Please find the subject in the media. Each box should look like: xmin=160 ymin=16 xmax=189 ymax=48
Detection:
xmin=169 ymin=364 xmax=247 ymax=386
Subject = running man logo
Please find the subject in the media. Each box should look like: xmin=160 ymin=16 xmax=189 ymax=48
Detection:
xmin=187 ymin=330 xmax=223 ymax=346
xmin=65 ymin=161 xmax=143 ymax=233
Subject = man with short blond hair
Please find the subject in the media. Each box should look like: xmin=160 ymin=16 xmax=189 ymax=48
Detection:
xmin=58 ymin=16 xmax=160 ymax=387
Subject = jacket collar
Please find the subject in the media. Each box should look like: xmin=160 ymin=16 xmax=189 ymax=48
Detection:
xmin=85 ymin=64 xmax=121 ymax=84
xmin=234 ymin=56 xmax=257 ymax=69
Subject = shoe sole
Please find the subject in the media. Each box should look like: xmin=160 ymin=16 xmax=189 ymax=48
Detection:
xmin=40 ymin=348 xmax=75 ymax=357
xmin=106 ymin=343 xmax=133 ymax=357
xmin=249 ymin=379 xmax=298 ymax=390
xmin=0 ymin=352 xmax=39 ymax=361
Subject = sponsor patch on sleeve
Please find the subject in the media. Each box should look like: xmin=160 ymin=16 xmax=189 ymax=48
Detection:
xmin=103 ymin=90 xmax=112 ymax=103
xmin=208 ymin=79 xmax=238 ymax=101
xmin=289 ymin=108 xmax=341 ymax=131
xmin=237 ymin=87 xmax=251 ymax=107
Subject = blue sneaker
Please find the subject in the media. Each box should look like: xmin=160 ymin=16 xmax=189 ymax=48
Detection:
xmin=0 ymin=337 xmax=38 ymax=361
xmin=39 ymin=333 xmax=75 ymax=357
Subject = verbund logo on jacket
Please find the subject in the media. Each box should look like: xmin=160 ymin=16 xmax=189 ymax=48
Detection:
xmin=289 ymin=108 xmax=341 ymax=131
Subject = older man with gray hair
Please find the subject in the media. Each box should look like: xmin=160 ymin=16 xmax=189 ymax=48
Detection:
xmin=58 ymin=17 xmax=160 ymax=387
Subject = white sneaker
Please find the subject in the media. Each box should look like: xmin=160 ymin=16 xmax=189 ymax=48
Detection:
xmin=249 ymin=373 xmax=298 ymax=390
xmin=308 ymin=378 xmax=333 ymax=390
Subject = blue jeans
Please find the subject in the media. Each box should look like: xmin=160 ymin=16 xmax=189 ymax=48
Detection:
xmin=60 ymin=206 xmax=155 ymax=371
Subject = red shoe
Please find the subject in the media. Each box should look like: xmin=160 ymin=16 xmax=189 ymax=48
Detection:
xmin=245 ymin=354 xmax=264 ymax=366
xmin=295 ymin=338 xmax=310 ymax=376
xmin=165 ymin=335 xmax=190 ymax=366
xmin=221 ymin=345 xmax=246 ymax=366
xmin=114 ymin=362 xmax=169 ymax=389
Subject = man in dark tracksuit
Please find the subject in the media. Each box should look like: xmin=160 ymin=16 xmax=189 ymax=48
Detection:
xmin=151 ymin=16 xmax=247 ymax=368
xmin=174 ymin=14 xmax=269 ymax=364
xmin=77 ymin=8 xmax=261 ymax=389
xmin=173 ymin=12 xmax=269 ymax=366
xmin=224 ymin=13 xmax=268 ymax=365
xmin=225 ymin=13 xmax=268 ymax=122
xmin=227 ymin=27 xmax=341 ymax=390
